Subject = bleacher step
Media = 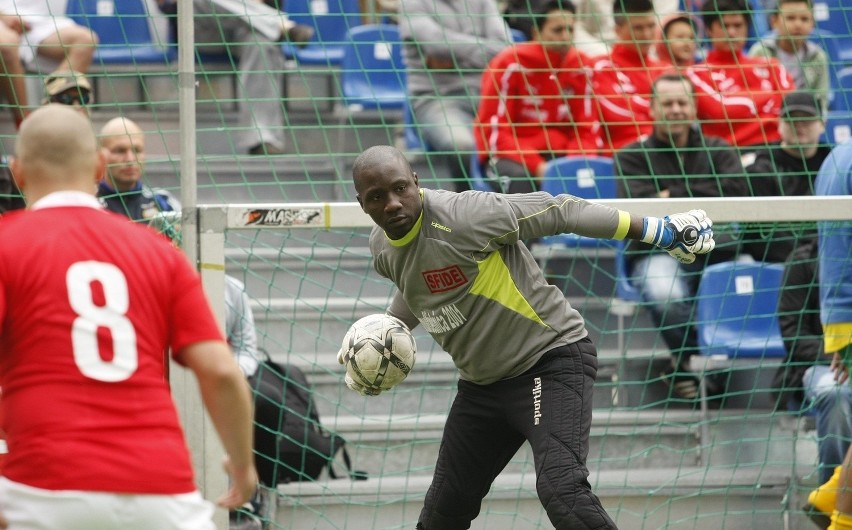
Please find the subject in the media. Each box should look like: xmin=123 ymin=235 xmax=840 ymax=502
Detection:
xmin=274 ymin=465 xmax=795 ymax=529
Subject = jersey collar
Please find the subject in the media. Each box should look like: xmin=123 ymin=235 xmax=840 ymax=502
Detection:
xmin=31 ymin=191 xmax=104 ymax=211
xmin=386 ymin=189 xmax=424 ymax=247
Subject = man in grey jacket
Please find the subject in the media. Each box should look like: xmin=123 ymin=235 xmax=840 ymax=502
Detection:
xmin=748 ymin=0 xmax=829 ymax=112
xmin=157 ymin=0 xmax=312 ymax=155
xmin=399 ymin=0 xmax=511 ymax=191
xmin=348 ymin=144 xmax=716 ymax=529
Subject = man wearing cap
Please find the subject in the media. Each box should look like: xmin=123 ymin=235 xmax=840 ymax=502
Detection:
xmin=745 ymin=90 xmax=832 ymax=262
xmin=42 ymin=70 xmax=93 ymax=110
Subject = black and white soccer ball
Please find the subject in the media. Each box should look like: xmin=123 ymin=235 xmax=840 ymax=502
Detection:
xmin=340 ymin=314 xmax=417 ymax=392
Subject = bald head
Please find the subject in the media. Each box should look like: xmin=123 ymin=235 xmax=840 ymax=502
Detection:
xmin=13 ymin=104 xmax=100 ymax=202
xmin=99 ymin=117 xmax=146 ymax=192
xmin=100 ymin=116 xmax=143 ymax=138
xmin=352 ymin=145 xmax=411 ymax=189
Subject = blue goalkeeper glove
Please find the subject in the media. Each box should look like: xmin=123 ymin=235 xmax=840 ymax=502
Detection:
xmin=641 ymin=209 xmax=715 ymax=264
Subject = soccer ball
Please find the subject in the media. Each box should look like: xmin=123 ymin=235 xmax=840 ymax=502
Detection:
xmin=340 ymin=314 xmax=417 ymax=393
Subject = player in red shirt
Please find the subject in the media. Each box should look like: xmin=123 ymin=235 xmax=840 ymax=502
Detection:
xmin=474 ymin=0 xmax=598 ymax=193
xmin=561 ymin=0 xmax=665 ymax=156
xmin=686 ymin=0 xmax=793 ymax=150
xmin=0 ymin=105 xmax=257 ymax=529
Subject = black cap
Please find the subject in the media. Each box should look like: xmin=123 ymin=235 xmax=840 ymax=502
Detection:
xmin=780 ymin=91 xmax=821 ymax=120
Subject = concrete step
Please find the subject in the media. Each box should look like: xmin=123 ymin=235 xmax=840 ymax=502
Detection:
xmin=272 ymin=464 xmax=797 ymax=530
xmin=323 ymin=409 xmax=704 ymax=478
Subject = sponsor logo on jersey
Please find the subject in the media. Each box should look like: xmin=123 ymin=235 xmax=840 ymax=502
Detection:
xmin=532 ymin=377 xmax=542 ymax=425
xmin=418 ymin=304 xmax=467 ymax=334
xmin=430 ymin=221 xmax=452 ymax=233
xmin=244 ymin=208 xmax=322 ymax=227
xmin=422 ymin=265 xmax=468 ymax=293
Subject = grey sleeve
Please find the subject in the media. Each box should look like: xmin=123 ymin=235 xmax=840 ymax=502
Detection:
xmin=388 ymin=291 xmax=420 ymax=331
xmin=398 ymin=0 xmax=509 ymax=66
xmin=504 ymin=192 xmax=624 ymax=242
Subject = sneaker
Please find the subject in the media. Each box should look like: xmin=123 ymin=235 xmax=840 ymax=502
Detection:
xmin=281 ymin=22 xmax=313 ymax=48
xmin=230 ymin=502 xmax=263 ymax=530
xmin=248 ymin=143 xmax=285 ymax=156
xmin=661 ymin=365 xmax=699 ymax=400
xmin=803 ymin=466 xmax=841 ymax=530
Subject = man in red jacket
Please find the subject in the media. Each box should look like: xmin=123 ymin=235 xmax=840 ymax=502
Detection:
xmin=562 ymin=0 xmax=665 ymax=156
xmin=474 ymin=0 xmax=598 ymax=193
xmin=686 ymin=0 xmax=793 ymax=152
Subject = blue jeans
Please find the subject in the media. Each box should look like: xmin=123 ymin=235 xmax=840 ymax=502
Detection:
xmin=631 ymin=254 xmax=702 ymax=367
xmin=804 ymin=365 xmax=852 ymax=483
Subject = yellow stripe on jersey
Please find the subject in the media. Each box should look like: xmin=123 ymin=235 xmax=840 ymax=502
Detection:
xmin=387 ymin=210 xmax=424 ymax=247
xmin=470 ymin=251 xmax=550 ymax=328
xmin=612 ymin=210 xmax=631 ymax=240
xmin=824 ymin=322 xmax=852 ymax=354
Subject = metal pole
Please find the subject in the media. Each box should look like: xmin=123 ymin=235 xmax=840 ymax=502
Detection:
xmin=171 ymin=1 xmax=228 ymax=528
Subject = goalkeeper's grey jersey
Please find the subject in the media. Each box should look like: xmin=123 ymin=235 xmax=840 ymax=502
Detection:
xmin=370 ymin=189 xmax=630 ymax=385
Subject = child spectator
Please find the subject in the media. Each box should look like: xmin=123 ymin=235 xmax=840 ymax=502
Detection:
xmin=474 ymin=0 xmax=598 ymax=194
xmin=654 ymin=12 xmax=701 ymax=68
xmin=686 ymin=0 xmax=794 ymax=152
xmin=563 ymin=0 xmax=665 ymax=156
xmin=748 ymin=0 xmax=829 ymax=112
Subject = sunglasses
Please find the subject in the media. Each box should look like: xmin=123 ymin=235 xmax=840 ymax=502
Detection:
xmin=49 ymin=91 xmax=91 ymax=106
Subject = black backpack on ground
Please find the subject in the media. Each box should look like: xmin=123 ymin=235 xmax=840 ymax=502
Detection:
xmin=250 ymin=358 xmax=367 ymax=486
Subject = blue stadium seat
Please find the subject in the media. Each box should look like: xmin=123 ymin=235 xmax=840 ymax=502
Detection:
xmin=695 ymin=261 xmax=786 ymax=360
xmin=824 ymin=110 xmax=852 ymax=145
xmin=509 ymin=28 xmax=528 ymax=43
xmin=335 ymin=25 xmax=406 ymax=169
xmin=812 ymin=0 xmax=852 ymax=63
xmin=469 ymin=152 xmax=492 ymax=192
xmin=338 ymin=24 xmax=406 ymax=112
xmin=539 ymin=156 xmax=618 ymax=248
xmin=831 ymin=66 xmax=852 ymax=113
xmin=281 ymin=0 xmax=362 ymax=66
xmin=66 ymin=0 xmax=174 ymax=65
xmin=403 ymin=98 xmax=428 ymax=152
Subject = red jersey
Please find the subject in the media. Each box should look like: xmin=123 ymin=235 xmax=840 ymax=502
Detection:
xmin=474 ymin=43 xmax=599 ymax=174
xmin=0 ymin=192 xmax=224 ymax=494
xmin=686 ymin=49 xmax=793 ymax=147
xmin=563 ymin=44 xmax=665 ymax=156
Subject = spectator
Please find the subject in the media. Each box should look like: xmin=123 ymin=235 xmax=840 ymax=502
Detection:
xmin=349 ymin=144 xmax=715 ymax=529
xmin=615 ymin=73 xmax=748 ymax=399
xmin=157 ymin=0 xmax=313 ymax=156
xmin=0 ymin=104 xmax=256 ymax=529
xmin=748 ymin=0 xmax=829 ymax=112
xmin=0 ymin=1 xmax=98 ymax=91
xmin=775 ymin=239 xmax=852 ymax=500
xmin=473 ymin=0 xmax=598 ymax=194
xmin=398 ymin=0 xmax=511 ymax=191
xmin=744 ymin=90 xmax=831 ymax=261
xmin=806 ymin=139 xmax=852 ymax=530
xmin=654 ymin=12 xmax=701 ymax=68
xmin=0 ymin=16 xmax=28 ymax=128
xmin=0 ymin=72 xmax=92 ymax=214
xmin=686 ymin=0 xmax=794 ymax=152
xmin=567 ymin=0 xmax=664 ymax=155
xmin=96 ymin=117 xmax=181 ymax=222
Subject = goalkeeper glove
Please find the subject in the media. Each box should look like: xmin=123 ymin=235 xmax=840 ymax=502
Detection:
xmin=344 ymin=372 xmax=382 ymax=396
xmin=641 ymin=209 xmax=715 ymax=265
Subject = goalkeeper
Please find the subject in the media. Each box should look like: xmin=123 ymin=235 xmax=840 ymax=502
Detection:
xmin=348 ymin=145 xmax=715 ymax=529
